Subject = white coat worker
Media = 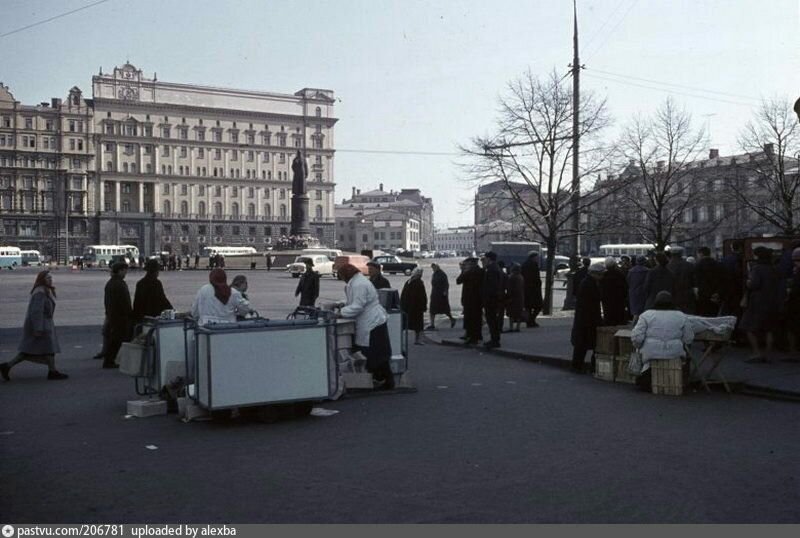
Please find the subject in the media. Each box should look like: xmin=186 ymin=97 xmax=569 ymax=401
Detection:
xmin=191 ymin=268 xmax=252 ymax=325
xmin=631 ymin=290 xmax=694 ymax=392
xmin=335 ymin=263 xmax=395 ymax=390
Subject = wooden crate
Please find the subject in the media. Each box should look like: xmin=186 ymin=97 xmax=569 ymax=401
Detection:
xmin=614 ymin=355 xmax=637 ymax=384
xmin=616 ymin=333 xmax=635 ymax=357
xmin=595 ymin=325 xmax=627 ymax=355
xmin=651 ymin=358 xmax=683 ymax=396
xmin=593 ymin=353 xmax=615 ymax=381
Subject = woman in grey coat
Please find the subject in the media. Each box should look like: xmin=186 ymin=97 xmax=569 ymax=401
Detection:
xmin=0 ymin=270 xmax=68 ymax=380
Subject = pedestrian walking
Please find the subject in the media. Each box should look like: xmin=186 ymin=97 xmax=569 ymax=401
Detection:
xmin=177 ymin=256 xmax=182 ymax=270
xmin=694 ymin=246 xmax=725 ymax=317
xmin=427 ymin=263 xmax=455 ymax=330
xmin=644 ymin=252 xmax=674 ymax=310
xmin=0 ymin=270 xmax=68 ymax=381
xmin=400 ymin=267 xmax=427 ymax=345
xmin=626 ymin=256 xmax=649 ymax=322
xmin=505 ymin=263 xmax=525 ymax=332
xmin=266 ymin=252 xmax=272 ymax=271
xmin=521 ymin=251 xmax=543 ymax=327
xmin=367 ymin=261 xmax=391 ymax=289
xmin=295 ymin=259 xmax=320 ymax=306
xmin=721 ymin=240 xmax=746 ymax=344
xmin=740 ymin=247 xmax=784 ymax=363
xmin=571 ymin=262 xmax=605 ymax=373
xmin=133 ymin=259 xmax=173 ymax=321
xmin=785 ymin=247 xmax=800 ymax=359
xmin=456 ymin=257 xmax=484 ymax=345
xmin=600 ymin=257 xmax=628 ymax=325
xmin=667 ymin=246 xmax=696 ymax=314
xmin=194 ymin=253 xmax=200 ymax=269
xmin=335 ymin=264 xmax=394 ymax=390
xmin=481 ymin=252 xmax=504 ymax=349
xmin=103 ymin=262 xmax=133 ymax=369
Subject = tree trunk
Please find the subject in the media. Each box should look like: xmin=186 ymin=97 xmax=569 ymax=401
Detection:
xmin=542 ymin=236 xmax=557 ymax=315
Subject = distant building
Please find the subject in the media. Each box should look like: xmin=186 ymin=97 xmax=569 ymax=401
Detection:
xmin=434 ymin=226 xmax=475 ymax=254
xmin=335 ymin=183 xmax=433 ymax=251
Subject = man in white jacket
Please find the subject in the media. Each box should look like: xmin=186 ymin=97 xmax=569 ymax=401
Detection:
xmin=337 ymin=263 xmax=394 ymax=389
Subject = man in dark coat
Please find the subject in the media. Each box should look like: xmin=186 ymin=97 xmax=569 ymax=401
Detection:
xmin=521 ymin=251 xmax=543 ymax=327
xmin=600 ymin=257 xmax=628 ymax=325
xmin=667 ymin=246 xmax=696 ymax=314
xmin=644 ymin=252 xmax=674 ymax=310
xmin=367 ymin=261 xmax=391 ymax=289
xmin=626 ymin=256 xmax=649 ymax=321
xmin=133 ymin=259 xmax=173 ymax=322
xmin=571 ymin=263 xmax=605 ymax=373
xmin=295 ymin=259 xmax=320 ymax=306
xmin=457 ymin=257 xmax=484 ymax=345
xmin=786 ymin=247 xmax=800 ymax=358
xmin=481 ymin=252 xmax=504 ymax=348
xmin=573 ymin=257 xmax=591 ymax=298
xmin=427 ymin=263 xmax=455 ymax=329
xmin=695 ymin=246 xmax=724 ymax=317
xmin=103 ymin=262 xmax=133 ymax=369
xmin=400 ymin=269 xmax=427 ymax=345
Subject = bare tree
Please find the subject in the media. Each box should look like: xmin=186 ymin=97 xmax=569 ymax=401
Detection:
xmin=461 ymin=69 xmax=615 ymax=313
xmin=729 ymin=97 xmax=800 ymax=235
xmin=613 ymin=97 xmax=712 ymax=250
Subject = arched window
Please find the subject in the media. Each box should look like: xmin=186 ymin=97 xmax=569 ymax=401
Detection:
xmin=280 ymin=204 xmax=286 ymax=218
xmin=248 ymin=203 xmax=255 ymax=217
xmin=214 ymin=202 xmax=222 ymax=217
xmin=316 ymin=205 xmax=323 ymax=220
xmin=198 ymin=201 xmax=206 ymax=216
xmin=315 ymin=106 xmax=321 ymax=117
xmin=262 ymin=170 xmax=266 ymax=179
xmin=267 ymin=171 xmax=272 ymax=180
xmin=264 ymin=204 xmax=271 ymax=217
xmin=163 ymin=200 xmax=171 ymax=215
xmin=231 ymin=202 xmax=239 ymax=218
xmin=180 ymin=201 xmax=188 ymax=216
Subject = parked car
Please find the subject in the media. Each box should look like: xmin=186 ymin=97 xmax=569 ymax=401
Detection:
xmin=332 ymin=255 xmax=370 ymax=279
xmin=286 ymin=254 xmax=336 ymax=278
xmin=371 ymin=255 xmax=418 ymax=276
xmin=110 ymin=254 xmax=134 ymax=268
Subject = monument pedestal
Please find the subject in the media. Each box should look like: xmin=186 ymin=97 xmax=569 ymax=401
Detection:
xmin=290 ymin=194 xmax=310 ymax=237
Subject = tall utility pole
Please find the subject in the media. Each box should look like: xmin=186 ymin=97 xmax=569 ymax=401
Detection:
xmin=570 ymin=0 xmax=581 ymax=256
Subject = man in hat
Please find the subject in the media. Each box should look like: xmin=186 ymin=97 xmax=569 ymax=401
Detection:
xmin=457 ymin=257 xmax=484 ymax=345
xmin=521 ymin=251 xmax=543 ymax=327
xmin=481 ymin=252 xmax=504 ymax=348
xmin=667 ymin=246 xmax=696 ymax=314
xmin=133 ymin=258 xmax=173 ymax=322
xmin=103 ymin=262 xmax=133 ymax=369
xmin=367 ymin=260 xmax=391 ymax=289
xmin=571 ymin=262 xmax=605 ymax=373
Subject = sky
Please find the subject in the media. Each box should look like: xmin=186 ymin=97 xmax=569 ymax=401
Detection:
xmin=1 ymin=0 xmax=798 ymax=227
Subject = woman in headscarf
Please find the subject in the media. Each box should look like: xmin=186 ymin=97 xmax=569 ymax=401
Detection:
xmin=401 ymin=267 xmax=427 ymax=345
xmin=191 ymin=268 xmax=252 ymax=325
xmin=740 ymin=246 xmax=784 ymax=363
xmin=1 ymin=270 xmax=68 ymax=381
xmin=505 ymin=263 xmax=525 ymax=332
xmin=336 ymin=263 xmax=394 ymax=389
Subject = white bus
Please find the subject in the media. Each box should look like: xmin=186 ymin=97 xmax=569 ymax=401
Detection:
xmin=0 ymin=246 xmax=22 ymax=269
xmin=201 ymin=246 xmax=258 ymax=257
xmin=598 ymin=244 xmax=658 ymax=259
xmin=82 ymin=245 xmax=141 ymax=267
xmin=20 ymin=250 xmax=42 ymax=267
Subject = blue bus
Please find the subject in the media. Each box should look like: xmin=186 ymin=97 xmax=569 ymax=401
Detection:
xmin=0 ymin=246 xmax=22 ymax=269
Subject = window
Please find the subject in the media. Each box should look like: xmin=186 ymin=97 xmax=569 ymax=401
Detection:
xmin=279 ymin=189 xmax=286 ymax=199
xmin=163 ymin=184 xmax=170 ymax=195
xmin=180 ymin=201 xmax=188 ymax=216
xmin=214 ymin=202 xmax=222 ymax=217
xmin=247 ymin=134 xmax=254 ymax=145
xmin=163 ymin=200 xmax=171 ymax=214
xmin=199 ymin=225 xmax=207 ymax=235
xmin=162 ymin=145 xmax=170 ymax=157
xmin=315 ymin=190 xmax=322 ymax=200
xmin=180 ymin=146 xmax=187 ymax=158
xmin=231 ymin=132 xmax=239 ymax=143
xmin=248 ymin=187 xmax=254 ymax=198
xmin=122 ymin=183 xmax=131 ymax=194
xmin=232 ymin=150 xmax=238 ymax=161
xmin=70 ymin=139 xmax=76 ymax=150
xmin=280 ymin=204 xmax=287 ymax=218
xmin=162 ymin=127 xmax=171 ymax=138
xmin=316 ymin=206 xmax=323 ymax=219
xmin=198 ymin=201 xmax=206 ymax=216
xmin=198 ymin=148 xmax=204 ymax=159
xmin=315 ymin=106 xmax=321 ymax=117
xmin=213 ymin=131 xmax=222 ymax=142
xmin=122 ymin=200 xmax=131 ymax=212
xmin=264 ymin=204 xmax=271 ymax=217
xmin=214 ymin=149 xmax=221 ymax=160
xmin=231 ymin=203 xmax=240 ymax=218
xmin=232 ymin=187 xmax=238 ymax=197
xmin=248 ymin=204 xmax=255 ymax=217
xmin=247 ymin=150 xmax=254 ymax=162
xmin=294 ymin=137 xmax=302 ymax=148
xmin=181 ymin=184 xmax=188 ymax=195
xmin=232 ymin=226 xmax=240 ymax=235
xmin=179 ymin=128 xmax=188 ymax=140
xmin=125 ymin=124 xmax=136 ymax=136
xmin=198 ymin=185 xmax=205 ymax=196
xmin=144 ymin=145 xmax=152 ymax=154
xmin=215 ymin=186 xmax=221 ymax=197
xmin=279 ymin=153 xmax=286 ymax=164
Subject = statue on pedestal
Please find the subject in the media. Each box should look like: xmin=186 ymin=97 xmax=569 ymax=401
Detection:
xmin=290 ymin=150 xmax=310 ymax=237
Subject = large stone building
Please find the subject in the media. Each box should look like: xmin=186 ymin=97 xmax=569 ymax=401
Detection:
xmin=0 ymin=63 xmax=338 ymax=259
xmin=0 ymin=84 xmax=95 ymax=258
xmin=334 ymin=184 xmax=433 ymax=252
xmin=433 ymin=226 xmax=475 ymax=255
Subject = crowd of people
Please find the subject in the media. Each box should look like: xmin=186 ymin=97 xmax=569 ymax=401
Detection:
xmin=569 ymin=241 xmax=800 ymax=376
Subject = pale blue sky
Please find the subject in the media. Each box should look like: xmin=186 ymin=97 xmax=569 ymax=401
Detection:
xmin=1 ymin=0 xmax=797 ymax=226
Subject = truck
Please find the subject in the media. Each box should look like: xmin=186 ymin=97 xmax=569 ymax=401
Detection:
xmin=488 ymin=241 xmax=542 ymax=267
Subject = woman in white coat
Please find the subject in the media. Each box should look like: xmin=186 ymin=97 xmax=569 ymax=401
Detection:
xmin=631 ymin=291 xmax=694 ymax=391
xmin=336 ymin=263 xmax=395 ymax=389
xmin=191 ymin=268 xmax=252 ymax=325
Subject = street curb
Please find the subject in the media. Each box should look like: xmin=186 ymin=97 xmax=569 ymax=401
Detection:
xmin=440 ymin=338 xmax=572 ymax=370
xmin=739 ymin=383 xmax=800 ymax=402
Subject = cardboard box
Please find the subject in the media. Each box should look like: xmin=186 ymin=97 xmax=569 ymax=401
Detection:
xmin=342 ymin=372 xmax=374 ymax=390
xmin=127 ymin=399 xmax=167 ymax=417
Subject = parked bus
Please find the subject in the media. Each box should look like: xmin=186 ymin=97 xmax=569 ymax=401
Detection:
xmin=20 ymin=250 xmax=42 ymax=267
xmin=598 ymin=244 xmax=659 ymax=259
xmin=201 ymin=246 xmax=258 ymax=258
xmin=0 ymin=246 xmax=22 ymax=269
xmin=82 ymin=245 xmax=141 ymax=267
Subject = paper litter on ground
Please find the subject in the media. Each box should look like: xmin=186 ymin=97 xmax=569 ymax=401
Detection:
xmin=310 ymin=408 xmax=339 ymax=417
xmin=145 ymin=445 xmax=158 ymax=450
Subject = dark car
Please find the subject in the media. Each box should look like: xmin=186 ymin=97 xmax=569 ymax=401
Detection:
xmin=372 ymin=255 xmax=418 ymax=276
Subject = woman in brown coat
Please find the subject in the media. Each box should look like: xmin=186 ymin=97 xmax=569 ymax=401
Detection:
xmin=400 ymin=268 xmax=427 ymax=345
xmin=0 ymin=270 xmax=68 ymax=381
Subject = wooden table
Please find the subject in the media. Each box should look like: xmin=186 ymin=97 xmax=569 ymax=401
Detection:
xmin=689 ymin=330 xmax=733 ymax=393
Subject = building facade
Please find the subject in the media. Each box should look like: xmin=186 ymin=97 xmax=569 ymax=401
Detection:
xmin=433 ymin=226 xmax=475 ymax=254
xmin=0 ymin=63 xmax=338 ymax=259
xmin=334 ymin=184 xmax=432 ymax=251
xmin=0 ymin=84 xmax=95 ymax=259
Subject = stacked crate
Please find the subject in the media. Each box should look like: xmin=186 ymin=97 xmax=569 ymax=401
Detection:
xmin=613 ymin=330 xmax=637 ymax=384
xmin=593 ymin=326 xmax=624 ymax=381
xmin=650 ymin=358 xmax=683 ymax=395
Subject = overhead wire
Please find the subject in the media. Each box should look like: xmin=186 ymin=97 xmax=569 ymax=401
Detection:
xmin=583 ymin=0 xmax=640 ymax=62
xmin=0 ymin=0 xmax=114 ymax=39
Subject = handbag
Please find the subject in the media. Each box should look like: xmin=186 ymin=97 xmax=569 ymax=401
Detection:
xmin=627 ymin=350 xmax=643 ymax=376
xmin=117 ymin=342 xmax=151 ymax=377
